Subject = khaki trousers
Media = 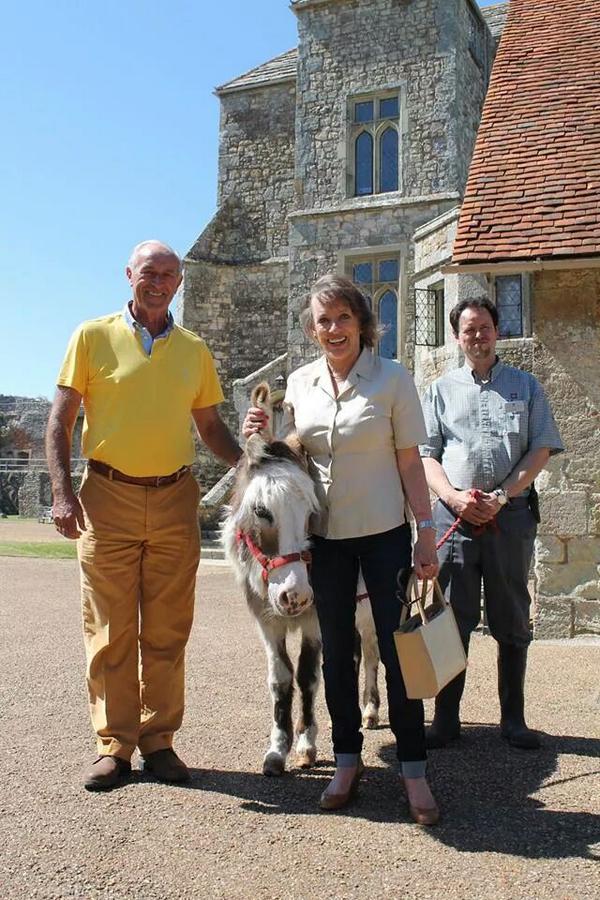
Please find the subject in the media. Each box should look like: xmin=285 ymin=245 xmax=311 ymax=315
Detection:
xmin=77 ymin=468 xmax=200 ymax=760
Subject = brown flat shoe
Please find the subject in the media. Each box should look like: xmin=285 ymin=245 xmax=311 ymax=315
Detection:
xmin=84 ymin=755 xmax=131 ymax=792
xmin=408 ymin=802 xmax=440 ymax=826
xmin=142 ymin=748 xmax=191 ymax=783
xmin=400 ymin=776 xmax=440 ymax=826
xmin=319 ymin=760 xmax=365 ymax=811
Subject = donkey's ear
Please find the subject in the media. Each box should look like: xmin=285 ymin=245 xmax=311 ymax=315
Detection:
xmin=250 ymin=381 xmax=273 ymax=441
xmin=245 ymin=433 xmax=269 ymax=466
xmin=251 ymin=382 xmax=271 ymax=408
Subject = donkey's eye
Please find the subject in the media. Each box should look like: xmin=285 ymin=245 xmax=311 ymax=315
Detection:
xmin=254 ymin=504 xmax=273 ymax=524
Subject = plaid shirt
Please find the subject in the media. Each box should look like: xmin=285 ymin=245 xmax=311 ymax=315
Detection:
xmin=420 ymin=359 xmax=564 ymax=495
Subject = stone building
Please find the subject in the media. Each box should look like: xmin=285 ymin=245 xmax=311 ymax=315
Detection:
xmin=181 ymin=0 xmax=507 ymax=488
xmin=181 ymin=0 xmax=599 ymax=637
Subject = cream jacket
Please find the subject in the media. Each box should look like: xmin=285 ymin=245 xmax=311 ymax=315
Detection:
xmin=282 ymin=348 xmax=427 ymax=539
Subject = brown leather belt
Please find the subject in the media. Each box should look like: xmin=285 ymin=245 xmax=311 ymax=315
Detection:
xmin=88 ymin=459 xmax=189 ymax=487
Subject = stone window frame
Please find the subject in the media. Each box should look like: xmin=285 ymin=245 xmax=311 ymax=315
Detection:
xmin=491 ymin=273 xmax=532 ymax=340
xmin=337 ymin=244 xmax=405 ymax=360
xmin=345 ymin=84 xmax=407 ymax=200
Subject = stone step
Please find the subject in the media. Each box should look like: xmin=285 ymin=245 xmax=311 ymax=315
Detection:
xmin=201 ymin=538 xmax=225 ymax=560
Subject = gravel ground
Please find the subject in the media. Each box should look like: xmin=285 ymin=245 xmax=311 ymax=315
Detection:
xmin=1 ymin=556 xmax=599 ymax=900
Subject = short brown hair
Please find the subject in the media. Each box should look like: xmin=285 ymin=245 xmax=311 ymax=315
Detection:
xmin=300 ymin=274 xmax=380 ymax=349
xmin=449 ymin=296 xmax=498 ymax=336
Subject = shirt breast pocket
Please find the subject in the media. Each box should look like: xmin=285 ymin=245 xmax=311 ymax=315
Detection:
xmin=504 ymin=400 xmax=527 ymax=435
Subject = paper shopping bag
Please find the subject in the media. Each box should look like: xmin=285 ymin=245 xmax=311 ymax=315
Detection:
xmin=394 ymin=575 xmax=467 ymax=700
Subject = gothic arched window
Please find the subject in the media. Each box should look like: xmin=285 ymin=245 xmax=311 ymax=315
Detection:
xmin=355 ymin=132 xmax=374 ymax=196
xmin=380 ymin=127 xmax=399 ymax=193
xmin=378 ymin=290 xmax=398 ymax=359
xmin=350 ymin=92 xmax=400 ymax=197
xmin=350 ymin=254 xmax=400 ymax=359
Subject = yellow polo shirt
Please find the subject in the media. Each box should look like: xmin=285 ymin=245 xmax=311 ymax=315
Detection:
xmin=57 ymin=312 xmax=224 ymax=477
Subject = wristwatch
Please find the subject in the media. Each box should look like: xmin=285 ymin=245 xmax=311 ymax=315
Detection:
xmin=493 ymin=488 xmax=510 ymax=506
xmin=417 ymin=518 xmax=435 ymax=531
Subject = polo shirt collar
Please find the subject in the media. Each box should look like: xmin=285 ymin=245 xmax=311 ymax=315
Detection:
xmin=123 ymin=302 xmax=174 ymax=342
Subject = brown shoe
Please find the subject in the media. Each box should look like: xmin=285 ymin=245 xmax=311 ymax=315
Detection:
xmin=84 ymin=755 xmax=131 ymax=792
xmin=319 ymin=760 xmax=365 ymax=811
xmin=408 ymin=802 xmax=440 ymax=826
xmin=142 ymin=748 xmax=191 ymax=783
xmin=401 ymin=776 xmax=440 ymax=826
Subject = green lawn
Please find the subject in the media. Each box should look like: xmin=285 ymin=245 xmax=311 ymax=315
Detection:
xmin=0 ymin=541 xmax=78 ymax=559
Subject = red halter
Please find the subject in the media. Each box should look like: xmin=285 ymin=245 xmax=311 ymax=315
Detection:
xmin=235 ymin=529 xmax=312 ymax=583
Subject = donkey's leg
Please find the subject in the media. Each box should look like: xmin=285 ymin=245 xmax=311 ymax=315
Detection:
xmin=356 ymin=598 xmax=380 ymax=729
xmin=260 ymin=623 xmax=295 ymax=776
xmin=294 ymin=617 xmax=321 ymax=768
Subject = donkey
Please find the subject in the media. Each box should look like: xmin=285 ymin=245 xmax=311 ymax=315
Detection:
xmin=222 ymin=383 xmax=380 ymax=776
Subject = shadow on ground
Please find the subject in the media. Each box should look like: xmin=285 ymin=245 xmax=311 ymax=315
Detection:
xmin=132 ymin=724 xmax=600 ymax=861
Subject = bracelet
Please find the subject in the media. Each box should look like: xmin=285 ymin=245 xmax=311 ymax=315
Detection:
xmin=417 ymin=518 xmax=435 ymax=531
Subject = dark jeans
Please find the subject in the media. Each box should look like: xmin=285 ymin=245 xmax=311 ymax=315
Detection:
xmin=311 ymin=524 xmax=426 ymax=765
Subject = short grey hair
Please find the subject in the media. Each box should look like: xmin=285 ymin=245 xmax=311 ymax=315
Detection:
xmin=127 ymin=240 xmax=182 ymax=274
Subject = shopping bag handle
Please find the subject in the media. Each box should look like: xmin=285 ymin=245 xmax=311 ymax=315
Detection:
xmin=399 ymin=574 xmax=447 ymax=626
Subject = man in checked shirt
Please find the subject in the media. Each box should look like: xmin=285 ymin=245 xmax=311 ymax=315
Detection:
xmin=420 ymin=297 xmax=563 ymax=750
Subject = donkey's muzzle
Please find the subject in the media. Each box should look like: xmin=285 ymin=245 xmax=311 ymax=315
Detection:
xmin=275 ymin=589 xmax=314 ymax=617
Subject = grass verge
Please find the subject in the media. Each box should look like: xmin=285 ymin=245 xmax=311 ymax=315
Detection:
xmin=0 ymin=541 xmax=78 ymax=559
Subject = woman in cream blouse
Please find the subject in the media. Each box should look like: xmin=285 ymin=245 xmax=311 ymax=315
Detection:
xmin=244 ymin=274 xmax=440 ymax=824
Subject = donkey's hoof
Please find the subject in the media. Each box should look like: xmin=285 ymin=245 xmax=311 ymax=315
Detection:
xmin=362 ymin=713 xmax=379 ymax=730
xmin=263 ymin=753 xmax=286 ymax=776
xmin=295 ymin=748 xmax=317 ymax=769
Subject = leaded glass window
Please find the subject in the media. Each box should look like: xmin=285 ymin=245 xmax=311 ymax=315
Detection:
xmin=354 ymin=101 xmax=374 ymax=123
xmin=415 ymin=284 xmax=444 ymax=347
xmin=347 ymin=253 xmax=400 ymax=358
xmin=355 ymin=132 xmax=374 ymax=196
xmin=349 ymin=90 xmax=400 ymax=197
xmin=379 ymin=291 xmax=398 ymax=359
xmin=496 ymin=275 xmax=523 ymax=338
xmin=380 ymin=127 xmax=399 ymax=193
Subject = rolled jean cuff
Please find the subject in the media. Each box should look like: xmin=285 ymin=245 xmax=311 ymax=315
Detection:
xmin=401 ymin=760 xmax=427 ymax=779
xmin=335 ymin=752 xmax=360 ymax=768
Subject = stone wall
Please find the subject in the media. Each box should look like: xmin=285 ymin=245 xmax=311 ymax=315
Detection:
xmin=454 ymin=0 xmax=497 ymax=193
xmin=216 ymin=82 xmax=296 ymax=261
xmin=528 ymin=268 xmax=600 ymax=638
xmin=181 ymin=258 xmax=288 ymax=490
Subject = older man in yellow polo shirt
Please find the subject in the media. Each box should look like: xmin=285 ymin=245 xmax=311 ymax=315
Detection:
xmin=46 ymin=240 xmax=242 ymax=791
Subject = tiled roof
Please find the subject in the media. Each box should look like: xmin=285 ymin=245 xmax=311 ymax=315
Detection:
xmin=216 ymin=49 xmax=297 ymax=95
xmin=480 ymin=2 xmax=509 ymax=39
xmin=453 ymin=0 xmax=600 ymax=264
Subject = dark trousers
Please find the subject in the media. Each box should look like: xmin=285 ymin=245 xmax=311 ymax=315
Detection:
xmin=311 ymin=525 xmax=426 ymax=764
xmin=434 ymin=499 xmax=536 ymax=648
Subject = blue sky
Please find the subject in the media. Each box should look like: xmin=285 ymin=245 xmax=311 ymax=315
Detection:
xmin=2 ymin=0 xmax=498 ymax=400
